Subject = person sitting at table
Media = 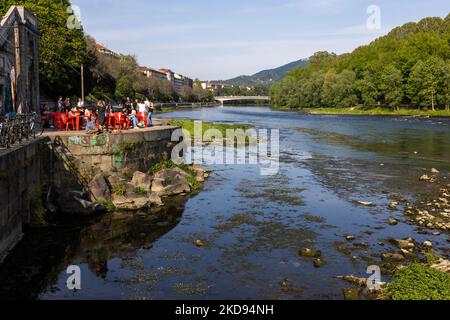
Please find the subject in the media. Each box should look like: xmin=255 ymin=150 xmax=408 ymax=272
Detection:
xmin=85 ymin=115 xmax=99 ymax=134
xmin=129 ymin=108 xmax=139 ymax=129
xmin=68 ymin=107 xmax=78 ymax=117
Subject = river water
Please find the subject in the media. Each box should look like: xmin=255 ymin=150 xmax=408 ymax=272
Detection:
xmin=1 ymin=106 xmax=449 ymax=300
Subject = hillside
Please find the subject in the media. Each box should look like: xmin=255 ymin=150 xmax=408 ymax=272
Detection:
xmin=271 ymin=13 xmax=450 ymax=111
xmin=222 ymin=59 xmax=308 ymax=86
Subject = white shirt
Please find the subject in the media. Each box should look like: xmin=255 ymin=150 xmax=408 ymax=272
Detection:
xmin=138 ymin=103 xmax=146 ymax=113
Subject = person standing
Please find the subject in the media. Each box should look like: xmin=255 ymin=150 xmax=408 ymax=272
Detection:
xmin=145 ymin=98 xmax=153 ymax=127
xmin=97 ymin=99 xmax=106 ymax=129
xmin=57 ymin=97 xmax=64 ymax=112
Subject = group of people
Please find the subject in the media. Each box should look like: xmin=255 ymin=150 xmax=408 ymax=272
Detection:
xmin=118 ymin=97 xmax=155 ymax=129
xmin=45 ymin=96 xmax=156 ymax=134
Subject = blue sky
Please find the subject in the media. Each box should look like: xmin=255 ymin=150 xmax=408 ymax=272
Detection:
xmin=74 ymin=0 xmax=450 ymax=80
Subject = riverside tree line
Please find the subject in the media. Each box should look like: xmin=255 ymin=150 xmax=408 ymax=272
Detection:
xmin=270 ymin=14 xmax=450 ymax=111
xmin=0 ymin=0 xmax=214 ymax=103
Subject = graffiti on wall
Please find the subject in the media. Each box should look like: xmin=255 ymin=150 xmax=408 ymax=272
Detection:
xmin=68 ymin=134 xmax=107 ymax=147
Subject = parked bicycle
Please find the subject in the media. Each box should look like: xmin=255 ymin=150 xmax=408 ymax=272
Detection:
xmin=0 ymin=113 xmax=37 ymax=148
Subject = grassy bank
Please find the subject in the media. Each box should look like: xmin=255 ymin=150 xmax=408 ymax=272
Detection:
xmin=167 ymin=119 xmax=253 ymax=137
xmin=304 ymin=107 xmax=450 ymax=117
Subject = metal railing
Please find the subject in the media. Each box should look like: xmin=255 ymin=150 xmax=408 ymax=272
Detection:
xmin=0 ymin=113 xmax=36 ymax=148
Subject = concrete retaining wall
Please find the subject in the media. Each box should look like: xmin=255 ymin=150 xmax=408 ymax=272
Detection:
xmin=0 ymin=126 xmax=179 ymax=263
xmin=0 ymin=137 xmax=51 ymax=263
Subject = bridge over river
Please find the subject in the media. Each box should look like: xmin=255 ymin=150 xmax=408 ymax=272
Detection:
xmin=214 ymin=96 xmax=270 ymax=105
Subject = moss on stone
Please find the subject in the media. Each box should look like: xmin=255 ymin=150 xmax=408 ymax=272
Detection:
xmin=385 ymin=264 xmax=450 ymax=300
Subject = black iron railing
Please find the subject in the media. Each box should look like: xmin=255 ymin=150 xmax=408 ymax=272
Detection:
xmin=0 ymin=113 xmax=36 ymax=148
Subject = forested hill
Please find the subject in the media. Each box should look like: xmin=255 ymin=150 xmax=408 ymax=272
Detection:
xmin=222 ymin=59 xmax=308 ymax=87
xmin=271 ymin=13 xmax=450 ymax=111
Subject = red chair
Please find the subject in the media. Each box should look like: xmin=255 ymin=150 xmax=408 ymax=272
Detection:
xmin=53 ymin=112 xmax=63 ymax=130
xmin=137 ymin=112 xmax=148 ymax=127
xmin=114 ymin=113 xmax=127 ymax=130
xmin=60 ymin=114 xmax=75 ymax=131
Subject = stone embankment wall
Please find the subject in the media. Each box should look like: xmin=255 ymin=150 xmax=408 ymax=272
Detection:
xmin=0 ymin=127 xmax=179 ymax=263
xmin=0 ymin=137 xmax=51 ymax=263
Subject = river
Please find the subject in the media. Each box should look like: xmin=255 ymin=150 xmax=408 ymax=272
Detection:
xmin=0 ymin=106 xmax=449 ymax=300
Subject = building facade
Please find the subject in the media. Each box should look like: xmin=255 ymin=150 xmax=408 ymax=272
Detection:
xmin=0 ymin=6 xmax=39 ymax=115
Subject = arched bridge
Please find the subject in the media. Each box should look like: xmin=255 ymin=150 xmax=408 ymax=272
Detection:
xmin=214 ymin=96 xmax=270 ymax=105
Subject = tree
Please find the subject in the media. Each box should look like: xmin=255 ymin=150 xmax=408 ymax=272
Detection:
xmin=408 ymin=57 xmax=446 ymax=111
xmin=1 ymin=0 xmax=90 ymax=98
xmin=380 ymin=65 xmax=403 ymax=110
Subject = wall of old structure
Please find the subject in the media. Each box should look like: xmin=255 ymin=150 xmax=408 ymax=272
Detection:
xmin=0 ymin=6 xmax=40 ymax=115
xmin=0 ymin=137 xmax=51 ymax=263
xmin=0 ymin=127 xmax=179 ymax=263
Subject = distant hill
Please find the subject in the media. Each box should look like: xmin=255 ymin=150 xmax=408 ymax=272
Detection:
xmin=220 ymin=58 xmax=308 ymax=87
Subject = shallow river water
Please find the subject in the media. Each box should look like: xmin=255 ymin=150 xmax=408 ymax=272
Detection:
xmin=1 ymin=106 xmax=449 ymax=300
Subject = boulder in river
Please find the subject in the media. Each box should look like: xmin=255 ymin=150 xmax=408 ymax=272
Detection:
xmin=299 ymin=248 xmax=322 ymax=258
xmin=131 ymin=171 xmax=152 ymax=191
xmin=151 ymin=168 xmax=191 ymax=196
xmin=89 ymin=173 xmax=111 ymax=202
xmin=112 ymin=194 xmax=149 ymax=211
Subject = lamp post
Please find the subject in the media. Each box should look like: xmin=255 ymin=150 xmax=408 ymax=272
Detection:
xmin=81 ymin=64 xmax=84 ymax=104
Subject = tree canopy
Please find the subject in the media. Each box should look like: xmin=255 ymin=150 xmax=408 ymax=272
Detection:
xmin=271 ymin=13 xmax=450 ymax=111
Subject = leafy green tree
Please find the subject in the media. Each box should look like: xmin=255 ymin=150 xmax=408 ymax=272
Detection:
xmin=1 ymin=0 xmax=89 ymax=98
xmin=408 ymin=57 xmax=446 ymax=111
xmin=380 ymin=65 xmax=404 ymax=110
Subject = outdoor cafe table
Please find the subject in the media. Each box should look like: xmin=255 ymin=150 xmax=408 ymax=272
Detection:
xmin=71 ymin=115 xmax=88 ymax=131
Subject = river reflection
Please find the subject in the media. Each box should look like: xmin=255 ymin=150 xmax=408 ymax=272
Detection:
xmin=0 ymin=199 xmax=187 ymax=300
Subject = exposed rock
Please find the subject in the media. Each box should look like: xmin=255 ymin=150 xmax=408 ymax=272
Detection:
xmin=73 ymin=197 xmax=106 ymax=216
xmin=423 ymin=241 xmax=433 ymax=248
xmin=89 ymin=173 xmax=111 ymax=202
xmin=431 ymin=259 xmax=450 ymax=274
xmin=388 ymin=218 xmax=399 ymax=226
xmin=400 ymin=249 xmax=416 ymax=259
xmin=131 ymin=171 xmax=152 ymax=191
xmin=431 ymin=168 xmax=440 ymax=174
xmin=107 ymin=174 xmax=123 ymax=187
xmin=148 ymin=193 xmax=163 ymax=207
xmin=420 ymin=175 xmax=431 ymax=182
xmin=388 ymin=238 xmax=415 ymax=250
xmin=299 ymin=248 xmax=321 ymax=258
xmin=313 ymin=258 xmax=326 ymax=268
xmin=192 ymin=165 xmax=210 ymax=182
xmin=354 ymin=201 xmax=375 ymax=207
xmin=151 ymin=169 xmax=191 ymax=196
xmin=381 ymin=252 xmax=405 ymax=261
xmin=388 ymin=203 xmax=398 ymax=211
xmin=345 ymin=235 xmax=356 ymax=241
xmin=336 ymin=276 xmax=367 ymax=287
xmin=343 ymin=287 xmax=361 ymax=300
xmin=112 ymin=194 xmax=149 ymax=211
xmin=194 ymin=239 xmax=205 ymax=247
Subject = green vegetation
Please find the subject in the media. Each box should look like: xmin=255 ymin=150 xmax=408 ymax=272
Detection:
xmin=168 ymin=119 xmax=253 ymax=138
xmin=134 ymin=187 xmax=148 ymax=196
xmin=111 ymin=184 xmax=126 ymax=196
xmin=1 ymin=0 xmax=89 ymax=98
xmin=29 ymin=187 xmax=47 ymax=226
xmin=224 ymin=58 xmax=308 ymax=87
xmin=96 ymin=200 xmax=116 ymax=212
xmin=385 ymin=264 xmax=450 ymax=300
xmin=302 ymin=107 xmax=450 ymax=117
xmin=271 ymin=14 xmax=450 ymax=114
xmin=0 ymin=1 xmax=213 ymax=102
